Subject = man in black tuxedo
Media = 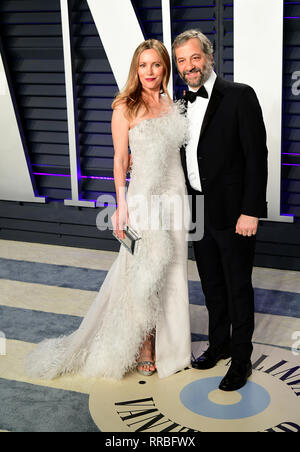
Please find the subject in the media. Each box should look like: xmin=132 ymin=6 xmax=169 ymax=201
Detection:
xmin=173 ymin=30 xmax=268 ymax=391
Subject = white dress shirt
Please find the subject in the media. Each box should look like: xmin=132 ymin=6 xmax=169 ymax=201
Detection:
xmin=185 ymin=71 xmax=217 ymax=192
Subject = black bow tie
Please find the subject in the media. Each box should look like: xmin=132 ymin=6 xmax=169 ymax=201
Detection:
xmin=184 ymin=86 xmax=209 ymax=103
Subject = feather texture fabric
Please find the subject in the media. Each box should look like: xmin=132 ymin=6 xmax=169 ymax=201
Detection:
xmin=24 ymin=102 xmax=192 ymax=381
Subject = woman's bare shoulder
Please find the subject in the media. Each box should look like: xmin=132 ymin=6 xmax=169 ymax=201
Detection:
xmin=112 ymin=101 xmax=130 ymax=126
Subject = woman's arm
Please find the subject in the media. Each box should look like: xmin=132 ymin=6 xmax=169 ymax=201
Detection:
xmin=111 ymin=105 xmax=130 ymax=239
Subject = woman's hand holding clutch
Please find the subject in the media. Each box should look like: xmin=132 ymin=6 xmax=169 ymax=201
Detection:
xmin=112 ymin=203 xmax=130 ymax=240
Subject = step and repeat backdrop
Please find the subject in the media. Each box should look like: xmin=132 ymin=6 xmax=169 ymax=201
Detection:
xmin=0 ymin=0 xmax=299 ymax=270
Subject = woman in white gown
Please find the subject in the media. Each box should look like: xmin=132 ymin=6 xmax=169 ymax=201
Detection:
xmin=24 ymin=39 xmax=192 ymax=381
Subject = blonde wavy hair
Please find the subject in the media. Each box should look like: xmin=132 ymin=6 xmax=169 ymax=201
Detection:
xmin=112 ymin=39 xmax=172 ymax=120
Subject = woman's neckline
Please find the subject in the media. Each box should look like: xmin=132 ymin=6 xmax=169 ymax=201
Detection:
xmin=129 ymin=105 xmax=174 ymax=134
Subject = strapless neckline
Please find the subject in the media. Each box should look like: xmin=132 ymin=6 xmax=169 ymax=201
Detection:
xmin=129 ymin=108 xmax=174 ymax=134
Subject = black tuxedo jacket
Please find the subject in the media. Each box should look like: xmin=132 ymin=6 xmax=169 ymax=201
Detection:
xmin=180 ymin=76 xmax=268 ymax=230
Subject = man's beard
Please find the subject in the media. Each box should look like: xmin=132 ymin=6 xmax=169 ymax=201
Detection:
xmin=181 ymin=58 xmax=213 ymax=89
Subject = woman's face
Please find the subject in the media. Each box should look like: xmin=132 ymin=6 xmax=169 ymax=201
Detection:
xmin=138 ymin=49 xmax=164 ymax=91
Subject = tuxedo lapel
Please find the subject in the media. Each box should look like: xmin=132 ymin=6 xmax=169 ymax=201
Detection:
xmin=199 ymin=76 xmax=225 ymax=141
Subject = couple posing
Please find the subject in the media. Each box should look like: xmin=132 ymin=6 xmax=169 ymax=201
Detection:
xmin=25 ymin=30 xmax=268 ymax=392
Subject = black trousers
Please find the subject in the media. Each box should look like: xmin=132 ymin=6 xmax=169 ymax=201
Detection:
xmin=191 ymin=194 xmax=256 ymax=363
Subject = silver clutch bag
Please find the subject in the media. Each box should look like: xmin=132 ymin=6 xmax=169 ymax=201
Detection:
xmin=112 ymin=225 xmax=141 ymax=255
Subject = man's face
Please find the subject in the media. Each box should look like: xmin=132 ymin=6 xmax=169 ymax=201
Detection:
xmin=175 ymin=38 xmax=213 ymax=89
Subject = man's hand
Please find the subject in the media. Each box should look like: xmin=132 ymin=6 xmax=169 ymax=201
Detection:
xmin=236 ymin=214 xmax=259 ymax=237
xmin=127 ymin=154 xmax=133 ymax=173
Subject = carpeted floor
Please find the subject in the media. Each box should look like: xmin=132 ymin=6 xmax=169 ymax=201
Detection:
xmin=0 ymin=240 xmax=299 ymax=432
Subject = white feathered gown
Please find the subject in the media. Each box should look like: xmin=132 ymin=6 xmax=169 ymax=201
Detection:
xmin=24 ymin=103 xmax=192 ymax=380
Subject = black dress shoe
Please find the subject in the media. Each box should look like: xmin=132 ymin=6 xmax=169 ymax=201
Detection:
xmin=192 ymin=347 xmax=231 ymax=370
xmin=219 ymin=360 xmax=252 ymax=391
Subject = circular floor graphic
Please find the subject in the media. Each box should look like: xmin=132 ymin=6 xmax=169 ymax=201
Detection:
xmin=180 ymin=377 xmax=271 ymax=420
xmin=89 ymin=343 xmax=300 ymax=432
